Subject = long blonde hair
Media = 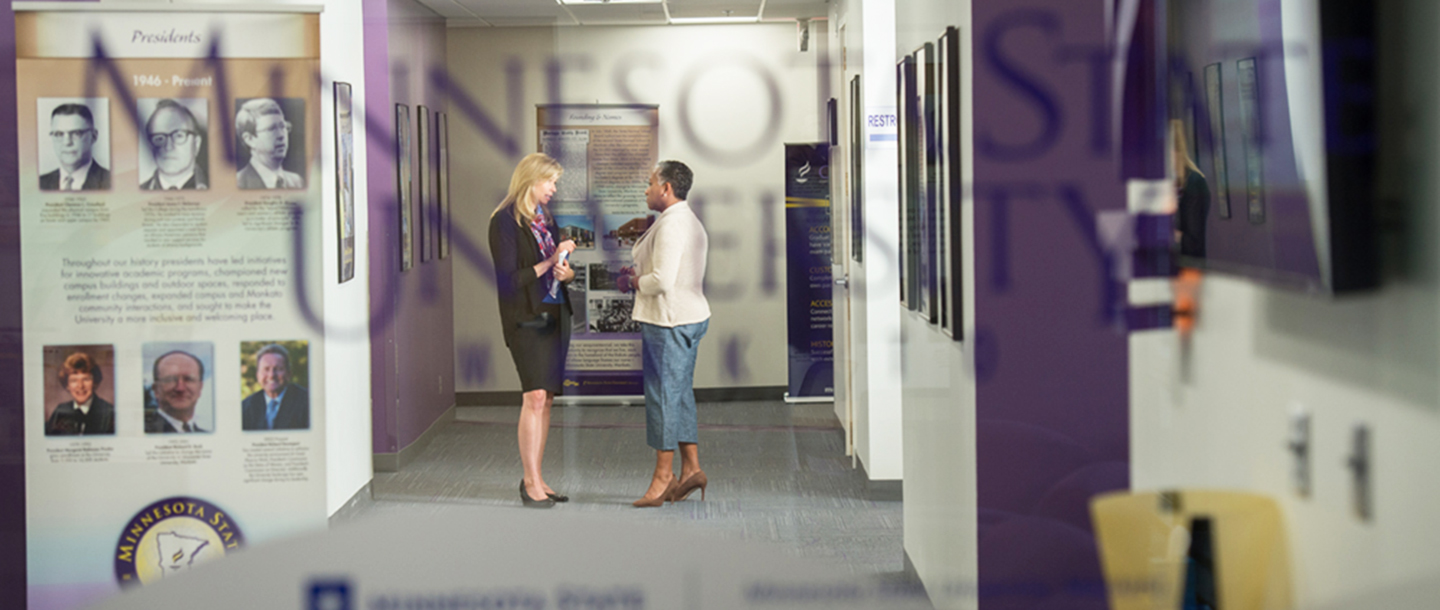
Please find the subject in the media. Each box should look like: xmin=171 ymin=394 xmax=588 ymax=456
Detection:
xmin=492 ymin=152 xmax=564 ymax=225
xmin=1171 ymin=119 xmax=1203 ymax=188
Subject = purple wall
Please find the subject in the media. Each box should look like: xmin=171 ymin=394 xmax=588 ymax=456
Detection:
xmin=0 ymin=2 xmax=26 ymax=606
xmin=363 ymin=0 xmax=455 ymax=455
xmin=972 ymin=1 xmax=1130 ymax=608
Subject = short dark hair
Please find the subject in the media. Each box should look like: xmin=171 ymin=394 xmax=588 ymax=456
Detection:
xmin=655 ymin=160 xmax=693 ymax=201
xmin=152 ymin=350 xmax=204 ymax=383
xmin=51 ymin=104 xmax=95 ymax=129
xmin=58 ymin=351 xmax=103 ymax=386
xmin=145 ymin=99 xmax=200 ymax=140
xmin=254 ymin=344 xmax=290 ymax=370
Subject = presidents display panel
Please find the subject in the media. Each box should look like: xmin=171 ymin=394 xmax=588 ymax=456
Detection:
xmin=16 ymin=6 xmax=328 ymax=609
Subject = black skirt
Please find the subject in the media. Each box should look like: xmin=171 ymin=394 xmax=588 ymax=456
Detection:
xmin=506 ymin=302 xmax=571 ymax=394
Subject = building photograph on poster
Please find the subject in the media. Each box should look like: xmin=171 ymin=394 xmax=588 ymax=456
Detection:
xmin=587 ymin=296 xmax=641 ymax=334
xmin=139 ymin=98 xmax=209 ymax=191
xmin=42 ymin=345 xmax=116 ymax=436
xmin=601 ymin=213 xmax=649 ymax=250
xmin=36 ymin=98 xmax=110 ymax=191
xmin=235 ymin=97 xmax=306 ymax=190
xmin=239 ymin=340 xmax=310 ymax=432
xmin=142 ymin=342 xmax=216 ymax=434
xmin=554 ymin=214 xmax=596 ymax=249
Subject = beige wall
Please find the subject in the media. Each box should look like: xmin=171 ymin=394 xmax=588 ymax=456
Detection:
xmin=448 ymin=23 xmax=825 ymax=393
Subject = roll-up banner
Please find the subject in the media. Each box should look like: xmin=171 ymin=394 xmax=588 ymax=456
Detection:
xmin=537 ymin=104 xmax=658 ymax=397
xmin=784 ymin=143 xmax=834 ymax=400
xmin=14 ymin=4 xmax=327 ymax=609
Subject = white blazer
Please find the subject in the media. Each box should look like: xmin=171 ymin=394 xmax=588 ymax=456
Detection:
xmin=631 ymin=200 xmax=710 ymax=327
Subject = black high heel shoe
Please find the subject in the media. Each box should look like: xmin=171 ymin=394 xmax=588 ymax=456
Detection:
xmin=547 ymin=491 xmax=569 ymax=503
xmin=520 ymin=479 xmax=556 ymax=508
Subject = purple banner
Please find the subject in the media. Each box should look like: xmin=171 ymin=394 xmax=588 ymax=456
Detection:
xmin=783 ymin=143 xmax=834 ymax=398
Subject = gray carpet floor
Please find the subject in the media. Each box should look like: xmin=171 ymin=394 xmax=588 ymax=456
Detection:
xmin=346 ymin=402 xmax=906 ymax=579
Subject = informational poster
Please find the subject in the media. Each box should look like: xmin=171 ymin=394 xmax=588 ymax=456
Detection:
xmin=15 ymin=6 xmax=327 ymax=609
xmin=537 ymin=104 xmax=658 ymax=396
xmin=784 ymin=143 xmax=834 ymax=399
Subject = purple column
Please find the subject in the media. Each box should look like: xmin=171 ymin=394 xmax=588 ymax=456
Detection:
xmin=972 ymin=1 xmax=1131 ymax=608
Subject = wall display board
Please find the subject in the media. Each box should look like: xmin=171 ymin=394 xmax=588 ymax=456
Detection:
xmin=536 ymin=104 xmax=657 ymax=397
xmin=784 ymin=143 xmax=834 ymax=399
xmin=14 ymin=5 xmax=327 ymax=609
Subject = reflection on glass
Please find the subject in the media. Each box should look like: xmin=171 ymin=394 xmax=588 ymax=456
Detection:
xmin=1203 ymin=63 xmax=1231 ymax=219
xmin=1236 ymin=57 xmax=1265 ymax=225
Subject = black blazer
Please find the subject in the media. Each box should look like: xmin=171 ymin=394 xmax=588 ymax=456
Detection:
xmin=240 ymin=384 xmax=311 ymax=431
xmin=489 ymin=207 xmax=573 ymax=347
xmin=40 ymin=164 xmax=111 ymax=191
xmin=45 ymin=396 xmax=115 ymax=435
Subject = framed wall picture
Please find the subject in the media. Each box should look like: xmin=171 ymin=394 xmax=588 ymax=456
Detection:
xmin=395 ymin=104 xmax=412 ymax=271
xmin=849 ymin=75 xmax=863 ymax=263
xmin=939 ymin=27 xmax=964 ymax=340
xmin=438 ymin=112 xmax=450 ymax=259
xmin=897 ymin=55 xmax=920 ymax=310
xmin=1235 ymin=57 xmax=1265 ymax=225
xmin=417 ymin=105 xmax=431 ymax=263
xmin=1203 ymin=62 xmax=1232 ymax=219
xmin=918 ymin=42 xmax=938 ymax=325
xmin=334 ymin=82 xmax=355 ymax=283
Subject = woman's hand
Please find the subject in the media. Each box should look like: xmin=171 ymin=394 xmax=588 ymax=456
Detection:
xmin=557 ymin=239 xmax=577 ymax=256
xmin=554 ymin=259 xmax=575 ymax=282
xmin=615 ymin=265 xmax=637 ymax=293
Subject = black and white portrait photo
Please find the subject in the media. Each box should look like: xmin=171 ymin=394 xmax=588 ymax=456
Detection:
xmin=236 ymin=97 xmax=307 ymax=190
xmin=37 ymin=98 xmax=111 ymax=191
xmin=138 ymin=98 xmax=210 ymax=191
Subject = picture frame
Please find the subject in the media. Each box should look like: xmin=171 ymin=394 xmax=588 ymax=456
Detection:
xmin=1236 ymin=57 xmax=1265 ymax=225
xmin=897 ymin=55 xmax=919 ymax=310
xmin=938 ymin=27 xmax=964 ymax=340
xmin=334 ymin=82 xmax=355 ymax=283
xmin=418 ymin=105 xmax=431 ymax=263
xmin=438 ymin=112 xmax=451 ymax=259
xmin=849 ymin=75 xmax=864 ymax=264
xmin=918 ymin=42 xmax=938 ymax=325
xmin=1203 ymin=63 xmax=1232 ymax=219
xmin=395 ymin=104 xmax=413 ymax=272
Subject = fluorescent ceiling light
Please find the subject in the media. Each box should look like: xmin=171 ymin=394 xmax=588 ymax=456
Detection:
xmin=669 ymin=16 xmax=760 ymax=24
xmin=559 ymin=0 xmax=661 ymax=4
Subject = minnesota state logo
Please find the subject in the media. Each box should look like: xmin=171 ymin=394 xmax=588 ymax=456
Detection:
xmin=113 ymin=497 xmax=245 ymax=587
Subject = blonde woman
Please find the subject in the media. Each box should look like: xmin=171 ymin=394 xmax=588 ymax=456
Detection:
xmin=489 ymin=153 xmax=576 ymax=508
xmin=1172 ymin=119 xmax=1210 ymax=259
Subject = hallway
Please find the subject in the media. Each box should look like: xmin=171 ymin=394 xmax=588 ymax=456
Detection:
xmin=346 ymin=402 xmax=905 ymax=578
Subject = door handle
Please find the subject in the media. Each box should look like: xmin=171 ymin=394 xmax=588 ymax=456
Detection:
xmin=834 ymin=277 xmax=849 ymax=287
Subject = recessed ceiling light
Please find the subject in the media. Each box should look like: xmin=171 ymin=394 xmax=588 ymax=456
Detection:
xmin=669 ymin=16 xmax=760 ymax=24
xmin=558 ymin=0 xmax=662 ymax=4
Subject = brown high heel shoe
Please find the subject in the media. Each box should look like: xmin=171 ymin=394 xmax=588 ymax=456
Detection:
xmin=675 ymin=471 xmax=708 ymax=501
xmin=631 ymin=477 xmax=679 ymax=508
